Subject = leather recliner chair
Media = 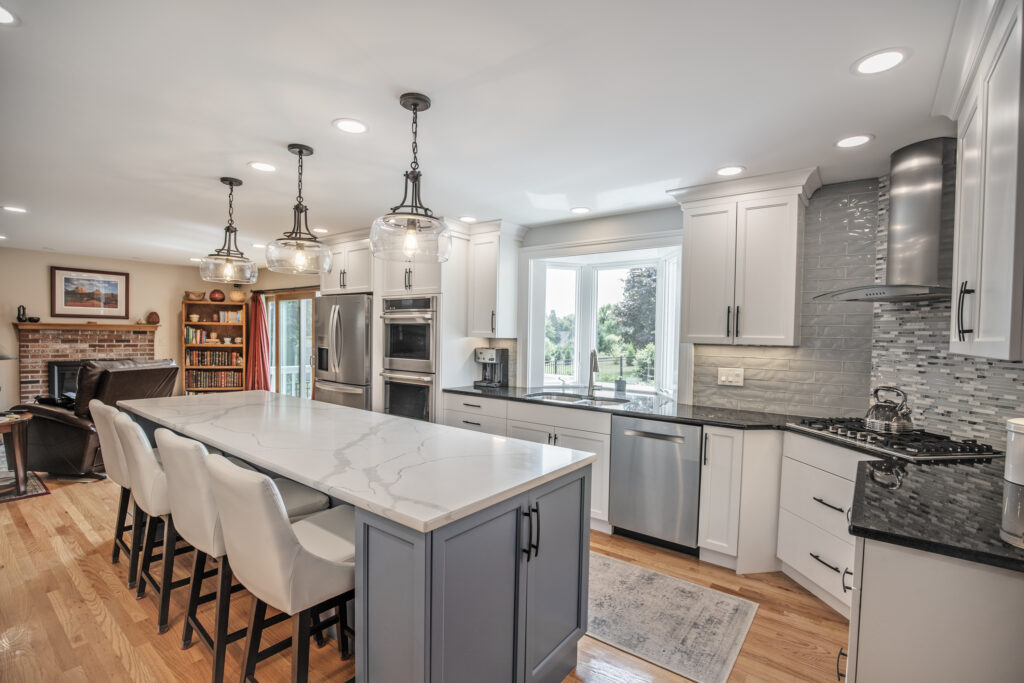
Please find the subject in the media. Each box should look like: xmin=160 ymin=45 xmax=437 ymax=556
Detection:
xmin=11 ymin=358 xmax=179 ymax=477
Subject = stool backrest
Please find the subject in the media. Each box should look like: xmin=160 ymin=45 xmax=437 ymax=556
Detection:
xmin=89 ymin=400 xmax=131 ymax=490
xmin=113 ymin=413 xmax=168 ymax=517
xmin=154 ymin=429 xmax=225 ymax=558
xmin=206 ymin=452 xmax=299 ymax=612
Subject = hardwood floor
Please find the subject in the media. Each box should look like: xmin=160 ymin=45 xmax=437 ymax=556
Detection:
xmin=0 ymin=477 xmax=847 ymax=682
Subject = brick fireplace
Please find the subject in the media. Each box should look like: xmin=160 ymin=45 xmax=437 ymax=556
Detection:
xmin=14 ymin=322 xmax=159 ymax=403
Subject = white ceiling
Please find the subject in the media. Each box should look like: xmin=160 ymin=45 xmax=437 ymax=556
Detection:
xmin=0 ymin=0 xmax=959 ymax=265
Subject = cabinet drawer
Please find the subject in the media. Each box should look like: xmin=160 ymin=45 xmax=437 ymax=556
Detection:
xmin=783 ymin=432 xmax=876 ymax=481
xmin=506 ymin=401 xmax=611 ymax=434
xmin=780 ymin=456 xmax=855 ymax=541
xmin=777 ymin=509 xmax=855 ymax=607
xmin=442 ymin=393 xmax=508 ymax=419
xmin=442 ymin=409 xmax=507 ymax=437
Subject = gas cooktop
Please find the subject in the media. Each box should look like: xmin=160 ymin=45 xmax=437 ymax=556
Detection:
xmin=787 ymin=417 xmax=1003 ymax=463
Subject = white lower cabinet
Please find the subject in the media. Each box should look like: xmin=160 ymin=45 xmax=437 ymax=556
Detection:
xmin=442 ymin=410 xmax=507 ymax=436
xmin=777 ymin=432 xmax=875 ymax=617
xmin=697 ymin=427 xmax=783 ymax=574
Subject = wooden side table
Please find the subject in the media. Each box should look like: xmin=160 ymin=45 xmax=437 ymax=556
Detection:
xmin=0 ymin=414 xmax=32 ymax=496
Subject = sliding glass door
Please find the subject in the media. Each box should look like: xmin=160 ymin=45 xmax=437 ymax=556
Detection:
xmin=265 ymin=290 xmax=315 ymax=398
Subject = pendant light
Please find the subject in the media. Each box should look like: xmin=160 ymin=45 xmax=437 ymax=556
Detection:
xmin=369 ymin=93 xmax=452 ymax=263
xmin=200 ymin=177 xmax=258 ymax=284
xmin=266 ymin=143 xmax=332 ymax=274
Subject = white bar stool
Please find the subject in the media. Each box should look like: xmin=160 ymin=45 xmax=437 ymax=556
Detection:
xmin=114 ymin=412 xmax=196 ymax=633
xmin=155 ymin=429 xmax=345 ymax=683
xmin=206 ymin=453 xmax=356 ymax=683
xmin=89 ymin=400 xmax=140 ymax=581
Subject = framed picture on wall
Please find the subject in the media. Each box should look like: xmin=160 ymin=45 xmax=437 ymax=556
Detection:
xmin=50 ymin=266 xmax=130 ymax=319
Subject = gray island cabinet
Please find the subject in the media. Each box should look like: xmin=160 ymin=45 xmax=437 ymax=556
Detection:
xmin=118 ymin=391 xmax=596 ymax=683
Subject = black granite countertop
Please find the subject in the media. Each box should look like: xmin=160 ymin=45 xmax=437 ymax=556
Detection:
xmin=443 ymin=385 xmax=804 ymax=430
xmin=850 ymin=459 xmax=1024 ymax=573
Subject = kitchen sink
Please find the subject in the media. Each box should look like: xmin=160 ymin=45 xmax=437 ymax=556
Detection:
xmin=523 ymin=392 xmax=588 ymax=403
xmin=523 ymin=392 xmax=630 ymax=407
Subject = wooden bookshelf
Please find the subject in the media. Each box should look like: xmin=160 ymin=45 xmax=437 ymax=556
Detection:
xmin=180 ymin=300 xmax=247 ymax=395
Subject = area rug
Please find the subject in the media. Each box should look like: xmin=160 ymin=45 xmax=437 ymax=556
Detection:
xmin=0 ymin=466 xmax=50 ymax=504
xmin=588 ymin=552 xmax=757 ymax=683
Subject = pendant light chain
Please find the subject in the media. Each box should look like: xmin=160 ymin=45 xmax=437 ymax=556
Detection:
xmin=227 ymin=183 xmax=235 ymax=228
xmin=296 ymin=152 xmax=304 ymax=204
xmin=410 ymin=105 xmax=420 ymax=172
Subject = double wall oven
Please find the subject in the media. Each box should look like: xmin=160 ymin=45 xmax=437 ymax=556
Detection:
xmin=381 ymin=296 xmax=437 ymax=421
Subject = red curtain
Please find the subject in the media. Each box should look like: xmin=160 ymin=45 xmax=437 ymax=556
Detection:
xmin=245 ymin=292 xmax=271 ymax=390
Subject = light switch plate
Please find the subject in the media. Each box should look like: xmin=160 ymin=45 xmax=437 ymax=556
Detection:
xmin=718 ymin=367 xmax=744 ymax=386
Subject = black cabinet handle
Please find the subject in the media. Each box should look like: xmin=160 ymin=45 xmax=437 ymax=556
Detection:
xmin=342 ymin=270 xmax=347 ymax=288
xmin=461 ymin=420 xmax=481 ymax=427
xmin=462 ymin=402 xmax=482 ymax=409
xmin=547 ymin=433 xmax=552 ymax=444
xmin=703 ymin=432 xmax=709 ymax=465
xmin=813 ymin=496 xmax=845 ymax=513
xmin=531 ymin=502 xmax=540 ymax=558
xmin=842 ymin=567 xmax=853 ymax=593
xmin=491 ymin=310 xmax=496 ymax=334
xmin=552 ymin=433 xmax=558 ymax=445
xmin=522 ymin=508 xmax=533 ymax=562
xmin=726 ymin=305 xmax=731 ymax=337
xmin=957 ymin=280 xmax=975 ymax=341
xmin=836 ymin=648 xmax=847 ymax=681
xmin=734 ymin=306 xmax=740 ymax=338
xmin=404 ymin=268 xmax=411 ymax=290
xmin=810 ymin=552 xmax=841 ymax=573
xmin=339 ymin=269 xmax=344 ymax=289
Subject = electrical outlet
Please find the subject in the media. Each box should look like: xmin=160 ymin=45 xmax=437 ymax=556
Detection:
xmin=718 ymin=367 xmax=744 ymax=387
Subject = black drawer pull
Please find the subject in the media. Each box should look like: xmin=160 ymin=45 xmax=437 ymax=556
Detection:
xmin=531 ymin=502 xmax=540 ymax=558
xmin=810 ymin=552 xmax=841 ymax=573
xmin=813 ymin=496 xmax=845 ymax=513
xmin=837 ymin=648 xmax=847 ymax=680
xmin=842 ymin=567 xmax=853 ymax=593
xmin=462 ymin=402 xmax=482 ymax=408
xmin=522 ymin=508 xmax=533 ymax=562
xmin=462 ymin=420 xmax=481 ymax=427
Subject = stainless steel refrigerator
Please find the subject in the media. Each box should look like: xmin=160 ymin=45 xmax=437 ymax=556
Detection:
xmin=314 ymin=293 xmax=371 ymax=410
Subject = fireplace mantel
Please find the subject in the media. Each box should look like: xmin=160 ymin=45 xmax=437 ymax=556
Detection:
xmin=13 ymin=322 xmax=159 ymax=332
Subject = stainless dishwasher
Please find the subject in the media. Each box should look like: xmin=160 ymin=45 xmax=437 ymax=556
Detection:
xmin=609 ymin=415 xmax=702 ymax=549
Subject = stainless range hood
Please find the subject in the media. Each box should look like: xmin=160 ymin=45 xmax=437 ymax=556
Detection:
xmin=815 ymin=137 xmax=956 ymax=303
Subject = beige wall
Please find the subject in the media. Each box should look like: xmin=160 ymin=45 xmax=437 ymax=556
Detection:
xmin=0 ymin=247 xmax=255 ymax=409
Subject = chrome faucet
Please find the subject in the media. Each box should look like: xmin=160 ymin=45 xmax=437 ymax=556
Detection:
xmin=587 ymin=350 xmax=599 ymax=397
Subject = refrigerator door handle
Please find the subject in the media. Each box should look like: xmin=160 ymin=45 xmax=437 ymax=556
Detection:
xmin=333 ymin=304 xmax=344 ymax=377
xmin=329 ymin=305 xmax=341 ymax=375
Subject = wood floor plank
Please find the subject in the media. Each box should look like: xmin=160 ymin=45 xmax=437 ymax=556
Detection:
xmin=2 ymin=476 xmax=845 ymax=682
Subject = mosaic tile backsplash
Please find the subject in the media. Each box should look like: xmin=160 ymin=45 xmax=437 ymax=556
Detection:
xmin=692 ymin=180 xmax=877 ymax=417
xmin=871 ymin=176 xmax=1024 ymax=447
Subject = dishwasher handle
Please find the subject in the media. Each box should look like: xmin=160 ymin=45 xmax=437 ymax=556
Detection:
xmin=621 ymin=429 xmax=688 ymax=445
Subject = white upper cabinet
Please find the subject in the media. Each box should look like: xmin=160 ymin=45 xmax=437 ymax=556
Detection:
xmin=671 ymin=168 xmax=818 ymax=347
xmin=320 ymin=238 xmax=373 ymax=294
xmin=948 ymin=1 xmax=1024 ymax=361
xmin=466 ymin=222 xmax=524 ymax=338
xmin=380 ymin=257 xmax=442 ymax=295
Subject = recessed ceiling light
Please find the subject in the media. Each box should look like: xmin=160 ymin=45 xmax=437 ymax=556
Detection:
xmin=855 ymin=50 xmax=905 ymax=75
xmin=459 ymin=216 xmax=478 ymax=223
xmin=252 ymin=243 xmax=266 ymax=248
xmin=332 ymin=118 xmax=368 ymax=134
xmin=0 ymin=5 xmax=16 ymax=24
xmin=716 ymin=166 xmax=745 ymax=177
xmin=2 ymin=205 xmax=27 ymax=213
xmin=570 ymin=207 xmax=591 ymax=215
xmin=0 ymin=235 xmax=7 ymax=240
xmin=248 ymin=162 xmax=276 ymax=172
xmin=312 ymin=227 xmax=328 ymax=234
xmin=189 ymin=257 xmax=203 ymax=262
xmin=836 ymin=134 xmax=874 ymax=148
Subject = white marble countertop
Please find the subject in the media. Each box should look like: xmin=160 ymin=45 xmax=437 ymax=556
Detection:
xmin=119 ymin=391 xmax=595 ymax=533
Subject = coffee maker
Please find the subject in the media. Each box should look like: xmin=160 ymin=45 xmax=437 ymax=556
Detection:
xmin=474 ymin=348 xmax=509 ymax=388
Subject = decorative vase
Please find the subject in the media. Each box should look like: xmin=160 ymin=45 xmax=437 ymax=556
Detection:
xmin=184 ymin=290 xmax=205 ymax=301
xmin=209 ymin=289 xmax=226 ymax=302
xmin=228 ymin=290 xmax=246 ymax=302
xmin=146 ymin=311 xmax=160 ymax=324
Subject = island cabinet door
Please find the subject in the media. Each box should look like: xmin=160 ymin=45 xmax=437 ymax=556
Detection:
xmin=520 ymin=466 xmax=591 ymax=683
xmin=429 ymin=493 xmax=528 ymax=682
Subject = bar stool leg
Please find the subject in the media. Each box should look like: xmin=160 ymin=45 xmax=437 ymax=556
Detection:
xmin=241 ymin=596 xmax=267 ymax=683
xmin=181 ymin=550 xmax=208 ymax=649
xmin=336 ymin=595 xmax=352 ymax=660
xmin=212 ymin=556 xmax=233 ymax=683
xmin=137 ymin=513 xmax=158 ymax=599
xmin=127 ymin=503 xmax=147 ymax=589
xmin=292 ymin=608 xmax=312 ymax=683
xmin=112 ymin=486 xmax=131 ymax=564
xmin=157 ymin=514 xmax=179 ymax=633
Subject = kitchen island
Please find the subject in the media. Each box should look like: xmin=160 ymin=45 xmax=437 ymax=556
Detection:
xmin=119 ymin=390 xmax=596 ymax=683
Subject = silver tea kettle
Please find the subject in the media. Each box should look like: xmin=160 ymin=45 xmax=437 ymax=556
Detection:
xmin=865 ymin=386 xmax=914 ymax=433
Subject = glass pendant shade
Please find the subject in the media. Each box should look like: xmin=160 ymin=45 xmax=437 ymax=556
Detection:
xmin=201 ymin=177 xmax=258 ymax=284
xmin=268 ymin=144 xmax=332 ymax=275
xmin=370 ymin=212 xmax=452 ymax=263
